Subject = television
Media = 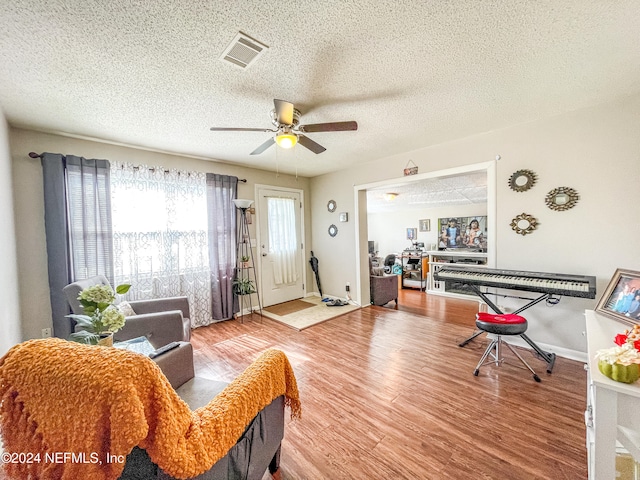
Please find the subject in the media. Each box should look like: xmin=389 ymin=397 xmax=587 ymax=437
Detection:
xmin=438 ymin=216 xmax=487 ymax=251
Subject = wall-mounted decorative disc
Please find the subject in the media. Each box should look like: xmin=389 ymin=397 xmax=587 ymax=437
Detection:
xmin=508 ymin=169 xmax=537 ymax=192
xmin=327 ymin=200 xmax=337 ymax=212
xmin=545 ymin=187 xmax=579 ymax=211
xmin=510 ymin=213 xmax=538 ymax=235
xmin=328 ymin=224 xmax=338 ymax=237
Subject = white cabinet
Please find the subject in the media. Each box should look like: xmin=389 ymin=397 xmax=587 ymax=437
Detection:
xmin=426 ymin=250 xmax=487 ymax=299
xmin=585 ymin=309 xmax=640 ymax=479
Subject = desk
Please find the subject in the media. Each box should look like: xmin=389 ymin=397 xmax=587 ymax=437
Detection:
xmin=114 ymin=337 xmax=194 ymax=389
xmin=400 ymin=253 xmax=428 ymax=291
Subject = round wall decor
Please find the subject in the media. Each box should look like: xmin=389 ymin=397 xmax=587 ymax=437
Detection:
xmin=510 ymin=213 xmax=538 ymax=236
xmin=328 ymin=224 xmax=338 ymax=237
xmin=327 ymin=200 xmax=337 ymax=212
xmin=508 ymin=169 xmax=537 ymax=192
xmin=545 ymin=187 xmax=579 ymax=211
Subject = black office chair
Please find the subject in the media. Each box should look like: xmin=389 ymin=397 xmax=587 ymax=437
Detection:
xmin=383 ymin=254 xmax=396 ymax=274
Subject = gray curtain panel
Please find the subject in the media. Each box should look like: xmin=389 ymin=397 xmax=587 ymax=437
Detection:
xmin=41 ymin=153 xmax=113 ymax=338
xmin=206 ymin=174 xmax=238 ymax=320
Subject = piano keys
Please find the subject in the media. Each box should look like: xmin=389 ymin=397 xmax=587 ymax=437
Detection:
xmin=433 ymin=264 xmax=596 ymax=299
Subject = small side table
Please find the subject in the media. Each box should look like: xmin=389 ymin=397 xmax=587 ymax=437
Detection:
xmin=114 ymin=336 xmax=194 ymax=389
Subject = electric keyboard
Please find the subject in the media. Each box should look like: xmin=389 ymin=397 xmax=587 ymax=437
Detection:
xmin=433 ymin=264 xmax=596 ymax=299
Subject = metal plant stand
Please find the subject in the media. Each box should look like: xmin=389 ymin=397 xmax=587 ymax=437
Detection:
xmin=234 ymin=199 xmax=262 ymax=322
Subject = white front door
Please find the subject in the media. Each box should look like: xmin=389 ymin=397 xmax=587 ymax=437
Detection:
xmin=257 ymin=187 xmax=304 ymax=307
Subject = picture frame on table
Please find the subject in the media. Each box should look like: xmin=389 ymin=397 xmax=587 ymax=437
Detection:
xmin=596 ymin=268 xmax=640 ymax=326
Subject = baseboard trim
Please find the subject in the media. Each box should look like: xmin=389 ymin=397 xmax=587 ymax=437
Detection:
xmin=500 ymin=335 xmax=587 ymax=363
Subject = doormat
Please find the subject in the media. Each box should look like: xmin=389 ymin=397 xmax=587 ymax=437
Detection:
xmin=263 ymin=299 xmax=316 ymax=316
xmin=261 ymin=296 xmax=360 ymax=331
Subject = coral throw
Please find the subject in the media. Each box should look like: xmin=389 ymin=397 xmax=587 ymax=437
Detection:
xmin=0 ymin=338 xmax=301 ymax=480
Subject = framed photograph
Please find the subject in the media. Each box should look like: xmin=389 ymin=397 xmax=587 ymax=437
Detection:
xmin=406 ymin=228 xmax=417 ymax=240
xmin=596 ymin=268 xmax=640 ymax=326
xmin=419 ymin=219 xmax=430 ymax=232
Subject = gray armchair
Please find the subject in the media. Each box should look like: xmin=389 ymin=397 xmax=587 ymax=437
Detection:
xmin=369 ymin=256 xmax=399 ymax=306
xmin=62 ymin=275 xmax=191 ymax=348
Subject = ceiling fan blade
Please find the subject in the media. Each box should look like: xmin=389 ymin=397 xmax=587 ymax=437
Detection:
xmin=210 ymin=127 xmax=275 ymax=132
xmin=250 ymin=137 xmax=275 ymax=155
xmin=299 ymin=121 xmax=358 ymax=133
xmin=298 ymin=134 xmax=326 ymax=154
xmin=273 ymin=99 xmax=294 ymax=125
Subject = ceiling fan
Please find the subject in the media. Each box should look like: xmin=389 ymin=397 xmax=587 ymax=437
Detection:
xmin=210 ymin=99 xmax=358 ymax=155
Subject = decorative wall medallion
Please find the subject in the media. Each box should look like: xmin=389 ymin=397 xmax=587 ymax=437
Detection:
xmin=510 ymin=213 xmax=538 ymax=236
xmin=545 ymin=187 xmax=579 ymax=211
xmin=327 ymin=200 xmax=337 ymax=212
xmin=508 ymin=169 xmax=537 ymax=192
xmin=328 ymin=224 xmax=338 ymax=237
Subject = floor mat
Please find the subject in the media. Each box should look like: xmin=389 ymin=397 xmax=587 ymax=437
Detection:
xmin=263 ymin=299 xmax=316 ymax=316
xmin=261 ymin=296 xmax=360 ymax=331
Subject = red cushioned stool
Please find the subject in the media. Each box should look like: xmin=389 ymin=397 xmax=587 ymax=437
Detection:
xmin=474 ymin=312 xmax=541 ymax=382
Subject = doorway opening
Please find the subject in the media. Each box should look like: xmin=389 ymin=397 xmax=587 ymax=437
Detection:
xmin=353 ymin=161 xmax=497 ymax=307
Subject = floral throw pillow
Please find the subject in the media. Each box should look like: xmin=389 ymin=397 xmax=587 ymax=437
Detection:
xmin=117 ymin=301 xmax=136 ymax=317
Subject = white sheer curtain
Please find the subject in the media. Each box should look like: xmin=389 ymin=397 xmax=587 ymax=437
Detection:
xmin=110 ymin=162 xmax=212 ymax=327
xmin=267 ymin=197 xmax=297 ymax=285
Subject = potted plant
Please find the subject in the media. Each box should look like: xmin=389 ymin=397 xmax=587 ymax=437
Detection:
xmin=233 ymin=277 xmax=256 ymax=296
xmin=240 ymin=255 xmax=251 ymax=269
xmin=67 ymin=283 xmax=131 ymax=346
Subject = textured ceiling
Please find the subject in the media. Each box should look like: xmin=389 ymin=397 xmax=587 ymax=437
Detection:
xmin=367 ymin=171 xmax=487 ymax=213
xmin=0 ymin=1 xmax=639 ymax=177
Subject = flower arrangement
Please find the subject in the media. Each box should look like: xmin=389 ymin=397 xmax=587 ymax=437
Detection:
xmin=595 ymin=324 xmax=640 ymax=383
xmin=68 ymin=283 xmax=131 ymax=345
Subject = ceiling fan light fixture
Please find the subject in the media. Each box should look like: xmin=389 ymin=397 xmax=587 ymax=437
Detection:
xmin=275 ymin=132 xmax=298 ymax=149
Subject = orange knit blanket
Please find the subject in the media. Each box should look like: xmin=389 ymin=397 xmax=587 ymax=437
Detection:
xmin=0 ymin=338 xmax=301 ymax=480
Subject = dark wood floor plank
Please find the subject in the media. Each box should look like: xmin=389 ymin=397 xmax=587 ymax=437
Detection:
xmin=190 ymin=290 xmax=588 ymax=479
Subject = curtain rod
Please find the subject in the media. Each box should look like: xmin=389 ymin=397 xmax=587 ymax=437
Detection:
xmin=28 ymin=152 xmax=247 ymax=182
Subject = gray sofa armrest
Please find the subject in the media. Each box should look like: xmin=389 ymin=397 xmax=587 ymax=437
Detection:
xmin=114 ymin=311 xmax=185 ymax=348
xmin=129 ymin=297 xmax=190 ymax=319
xmin=152 ymin=342 xmax=195 ymax=389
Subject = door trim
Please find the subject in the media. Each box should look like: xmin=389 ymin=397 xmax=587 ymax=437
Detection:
xmin=254 ymin=184 xmax=306 ymax=305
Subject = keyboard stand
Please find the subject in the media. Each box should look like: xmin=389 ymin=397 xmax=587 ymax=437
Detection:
xmin=457 ymin=282 xmax=557 ymax=373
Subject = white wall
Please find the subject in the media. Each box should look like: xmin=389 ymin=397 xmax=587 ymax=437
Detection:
xmin=369 ymin=204 xmax=487 ymax=259
xmin=0 ymin=112 xmax=21 ymax=355
xmin=311 ymin=94 xmax=640 ymax=356
xmin=9 ymin=128 xmax=312 ymax=341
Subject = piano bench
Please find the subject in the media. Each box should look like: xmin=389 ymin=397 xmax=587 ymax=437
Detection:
xmin=475 ymin=312 xmax=527 ymax=336
xmin=473 ymin=313 xmax=541 ymax=382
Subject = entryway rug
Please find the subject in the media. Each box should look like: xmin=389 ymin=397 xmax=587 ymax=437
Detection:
xmin=261 ymin=296 xmax=360 ymax=331
xmin=263 ymin=299 xmax=316 ymax=316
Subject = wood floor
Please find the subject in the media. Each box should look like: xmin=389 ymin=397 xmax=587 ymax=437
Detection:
xmin=190 ymin=289 xmax=588 ymax=480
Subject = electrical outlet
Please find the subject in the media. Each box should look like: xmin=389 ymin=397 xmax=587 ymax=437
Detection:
xmin=345 ymin=283 xmax=350 ymax=292
xmin=41 ymin=328 xmax=52 ymax=338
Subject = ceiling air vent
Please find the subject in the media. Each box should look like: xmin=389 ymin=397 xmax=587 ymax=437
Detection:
xmin=220 ymin=32 xmax=269 ymax=69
